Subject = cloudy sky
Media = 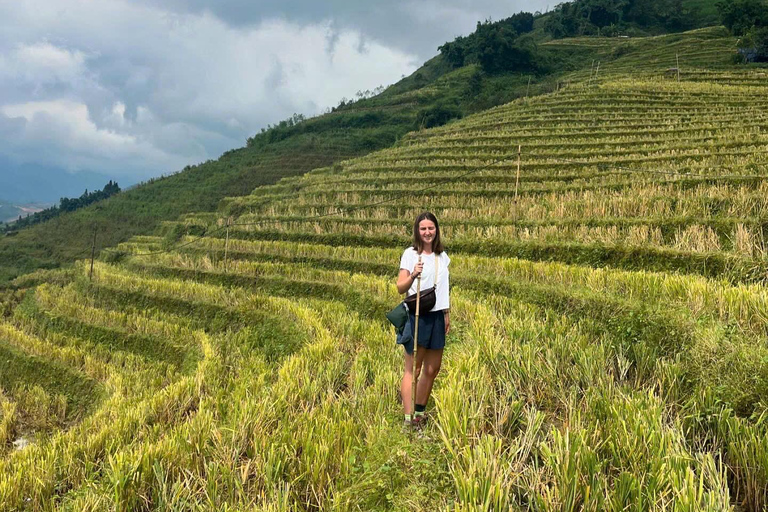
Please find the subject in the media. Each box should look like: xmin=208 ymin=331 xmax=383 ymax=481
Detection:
xmin=0 ymin=0 xmax=549 ymax=202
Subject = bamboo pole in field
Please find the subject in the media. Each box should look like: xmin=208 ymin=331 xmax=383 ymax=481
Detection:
xmin=676 ymin=53 xmax=680 ymax=82
xmin=411 ymin=255 xmax=422 ymax=423
xmin=514 ymin=145 xmax=522 ymax=204
xmin=224 ymin=218 xmax=231 ymax=273
xmin=89 ymin=227 xmax=97 ymax=281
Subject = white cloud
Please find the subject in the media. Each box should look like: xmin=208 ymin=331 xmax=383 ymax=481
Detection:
xmin=0 ymin=0 xmax=421 ymax=184
xmin=12 ymin=42 xmax=87 ymax=84
xmin=0 ymin=41 xmax=95 ymax=103
xmin=1 ymin=100 xmax=187 ymax=176
xmin=3 ymin=100 xmax=132 ymax=147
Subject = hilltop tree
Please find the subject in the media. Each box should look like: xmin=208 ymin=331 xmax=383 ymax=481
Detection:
xmin=103 ymin=180 xmax=120 ymax=195
xmin=737 ymin=26 xmax=768 ymax=61
xmin=475 ymin=24 xmax=539 ymax=74
xmin=717 ymin=0 xmax=768 ymax=35
xmin=587 ymin=0 xmax=628 ymax=27
xmin=504 ymin=11 xmax=536 ymax=34
xmin=439 ymin=35 xmax=468 ymax=68
xmin=2 ymin=180 xmax=121 ymax=234
xmin=544 ymin=0 xmax=697 ymax=37
xmin=438 ymin=12 xmax=538 ymax=71
xmin=718 ymin=0 xmax=768 ymax=61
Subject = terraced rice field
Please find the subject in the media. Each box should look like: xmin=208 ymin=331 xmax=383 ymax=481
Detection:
xmin=544 ymin=27 xmax=744 ymax=84
xmin=3 ymin=37 xmax=768 ymax=510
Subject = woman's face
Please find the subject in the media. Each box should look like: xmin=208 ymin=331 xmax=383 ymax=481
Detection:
xmin=418 ymin=219 xmax=437 ymax=246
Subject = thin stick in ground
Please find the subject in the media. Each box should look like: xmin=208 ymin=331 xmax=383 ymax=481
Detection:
xmin=89 ymin=228 xmax=97 ymax=281
xmin=515 ymin=145 xmax=522 ymax=205
xmin=223 ymin=218 xmax=231 ymax=273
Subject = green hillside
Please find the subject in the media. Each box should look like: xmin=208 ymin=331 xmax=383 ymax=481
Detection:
xmin=2 ymin=23 xmax=768 ymax=509
xmin=0 ymin=136 xmax=372 ymax=283
xmin=0 ymin=0 xmax=732 ymax=285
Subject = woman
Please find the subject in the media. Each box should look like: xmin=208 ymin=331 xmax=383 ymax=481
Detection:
xmin=396 ymin=211 xmax=450 ymax=429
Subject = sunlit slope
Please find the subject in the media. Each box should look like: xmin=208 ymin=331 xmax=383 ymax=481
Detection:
xmin=0 ymin=138 xmax=364 ymax=283
xmin=4 ymin=55 xmax=768 ymax=510
xmin=544 ymin=26 xmax=765 ymax=86
xmin=212 ymin=77 xmax=768 ymax=282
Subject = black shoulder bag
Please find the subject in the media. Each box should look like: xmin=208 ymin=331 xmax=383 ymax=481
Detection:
xmin=387 ymin=254 xmax=439 ymax=332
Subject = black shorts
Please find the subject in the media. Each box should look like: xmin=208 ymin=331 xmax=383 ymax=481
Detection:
xmin=401 ymin=310 xmax=446 ymax=355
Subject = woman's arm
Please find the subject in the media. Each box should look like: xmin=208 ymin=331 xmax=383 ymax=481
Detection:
xmin=444 ymin=310 xmax=450 ymax=334
xmin=396 ymin=259 xmax=423 ymax=295
xmin=397 ymin=269 xmax=414 ymax=295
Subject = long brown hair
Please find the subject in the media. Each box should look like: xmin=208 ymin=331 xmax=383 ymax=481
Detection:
xmin=412 ymin=212 xmax=444 ymax=255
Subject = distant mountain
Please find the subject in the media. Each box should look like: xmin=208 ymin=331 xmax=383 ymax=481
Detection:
xmin=0 ymin=200 xmax=23 ymax=223
xmin=0 ymin=199 xmax=47 ymax=224
xmin=0 ymin=156 xmax=124 ymax=204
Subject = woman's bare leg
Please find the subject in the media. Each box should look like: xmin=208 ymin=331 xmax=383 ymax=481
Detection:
xmin=401 ymin=346 xmax=427 ymax=415
xmin=415 ymin=348 xmax=443 ymax=407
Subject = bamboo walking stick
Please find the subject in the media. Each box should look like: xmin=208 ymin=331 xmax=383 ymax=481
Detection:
xmin=411 ymin=255 xmax=422 ymax=422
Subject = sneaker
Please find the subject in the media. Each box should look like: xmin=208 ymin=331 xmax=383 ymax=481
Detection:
xmin=411 ymin=414 xmax=427 ymax=431
xmin=402 ymin=418 xmax=412 ymax=433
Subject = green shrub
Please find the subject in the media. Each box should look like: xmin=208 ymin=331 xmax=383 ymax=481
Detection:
xmin=415 ymin=103 xmax=463 ymax=130
xmin=717 ymin=0 xmax=768 ymax=36
xmin=739 ymin=26 xmax=768 ymax=61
